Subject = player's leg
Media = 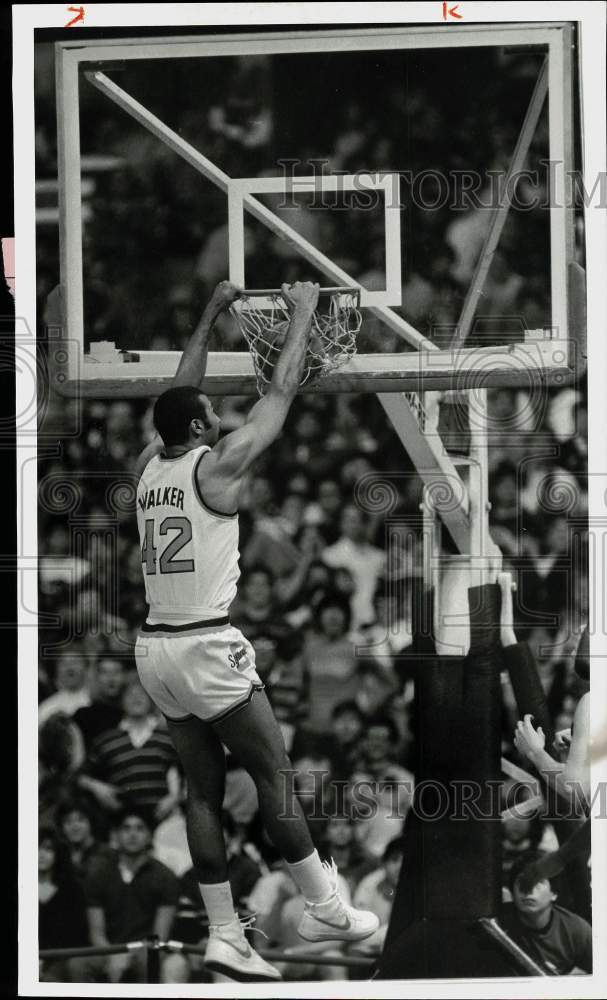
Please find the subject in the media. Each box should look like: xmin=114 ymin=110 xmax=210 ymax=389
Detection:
xmin=136 ymin=635 xmax=233 ymax=887
xmin=213 ymin=688 xmax=380 ymax=943
xmin=213 ymin=687 xmax=313 ymax=862
xmin=167 ymin=715 xmax=281 ymax=982
xmin=166 ymin=716 xmax=229 ymax=883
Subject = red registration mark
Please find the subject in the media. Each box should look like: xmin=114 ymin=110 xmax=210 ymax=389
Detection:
xmin=442 ymin=2 xmax=463 ymax=19
xmin=65 ymin=5 xmax=85 ymax=28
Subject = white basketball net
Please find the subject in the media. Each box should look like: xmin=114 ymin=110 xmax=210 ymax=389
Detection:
xmin=231 ymin=289 xmax=362 ymax=396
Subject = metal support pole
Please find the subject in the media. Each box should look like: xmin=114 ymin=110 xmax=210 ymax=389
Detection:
xmin=378 ymin=392 xmax=471 ymax=554
xmin=467 ymin=388 xmax=501 ymax=577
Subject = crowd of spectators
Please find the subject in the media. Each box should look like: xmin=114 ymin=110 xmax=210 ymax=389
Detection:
xmin=36 ymin=378 xmax=590 ymax=981
xmin=35 ymin=39 xmax=590 ymax=982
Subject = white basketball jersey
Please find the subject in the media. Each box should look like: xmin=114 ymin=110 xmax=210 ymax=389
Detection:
xmin=136 ymin=445 xmax=240 ymax=622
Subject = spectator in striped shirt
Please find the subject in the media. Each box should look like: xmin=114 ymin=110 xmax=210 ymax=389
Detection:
xmin=81 ymin=679 xmax=181 ymax=827
xmin=73 ymin=656 xmax=126 ymax=751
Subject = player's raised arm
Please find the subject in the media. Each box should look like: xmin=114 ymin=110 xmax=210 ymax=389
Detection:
xmin=172 ymin=280 xmax=241 ymax=389
xmin=134 ymin=280 xmax=241 ymax=479
xmin=202 ymin=281 xmax=319 ymax=486
xmin=263 ymin=281 xmax=319 ymax=398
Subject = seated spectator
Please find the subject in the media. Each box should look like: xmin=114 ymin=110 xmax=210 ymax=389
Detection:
xmin=320 ymin=817 xmax=376 ymax=894
xmin=303 ymin=478 xmax=344 ymax=545
xmin=354 ymin=661 xmax=399 ymax=721
xmin=518 ymin=514 xmax=575 ymax=628
xmin=327 ymin=701 xmax=365 ymax=780
xmin=339 ymin=456 xmax=378 ymax=495
xmin=80 ymin=679 xmax=181 ymax=826
xmin=285 ymin=470 xmax=312 ymax=499
xmin=39 ymin=826 xmax=89 ymax=983
xmin=500 ymin=812 xmax=585 ymax=910
xmin=501 ymin=815 xmax=543 ymax=884
xmin=231 ymin=565 xmax=300 ymax=660
xmin=291 ymin=750 xmax=336 ymax=850
xmin=241 ymin=495 xmax=302 ymax=578
xmin=323 ymin=504 xmax=385 ymax=628
xmin=251 ymin=630 xmax=310 ymax=752
xmin=39 ymin=712 xmax=86 ymax=826
xmin=82 ymin=809 xmax=184 ymax=983
xmin=249 ymin=472 xmax=279 ymax=512
xmin=332 ymin=566 xmax=358 ymax=614
xmin=283 ymin=555 xmax=334 ymax=630
xmin=57 ymin=798 xmax=115 ymax=884
xmin=39 ymin=523 xmax=90 ymax=596
xmin=276 ymin=524 xmax=325 ymax=613
xmin=498 ymin=852 xmax=592 ymax=974
xmin=358 ymin=586 xmax=413 ymax=665
xmin=488 ymin=461 xmax=526 ymax=558
xmin=73 ymin=656 xmax=126 ymax=750
xmin=223 ymin=761 xmax=260 ymax=831
xmin=347 ymin=719 xmax=414 ymax=860
xmin=38 ymin=650 xmax=92 ymax=727
xmin=153 ymin=803 xmax=192 ymax=878
xmin=514 ymin=816 xmax=592 ymax=919
xmin=67 ymin=587 xmax=128 ymax=646
xmin=238 ymin=474 xmax=279 ymax=537
xmin=301 ymin=597 xmax=359 ymax=735
xmin=352 ymin=836 xmax=404 ymax=955
xmin=356 ymin=717 xmax=411 ymax=786
xmin=278 ymin=407 xmax=336 ymax=481
xmin=281 ymin=492 xmax=308 ymax=535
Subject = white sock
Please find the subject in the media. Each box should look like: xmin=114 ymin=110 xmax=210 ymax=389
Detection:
xmin=198 ymin=880 xmax=237 ymax=927
xmin=286 ymin=850 xmax=332 ymax=904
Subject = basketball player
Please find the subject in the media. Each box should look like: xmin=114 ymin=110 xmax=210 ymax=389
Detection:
xmin=134 ymin=280 xmax=379 ymax=981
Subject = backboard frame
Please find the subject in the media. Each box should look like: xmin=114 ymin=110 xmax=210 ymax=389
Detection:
xmin=228 ymin=174 xmax=402 ymax=310
xmin=53 ymin=22 xmax=578 ymax=396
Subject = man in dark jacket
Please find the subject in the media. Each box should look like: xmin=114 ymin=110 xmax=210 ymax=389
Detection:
xmin=498 ymin=852 xmax=592 ymax=975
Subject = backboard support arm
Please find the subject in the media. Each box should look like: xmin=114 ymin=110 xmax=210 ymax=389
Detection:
xmin=451 ymin=57 xmax=549 ymax=348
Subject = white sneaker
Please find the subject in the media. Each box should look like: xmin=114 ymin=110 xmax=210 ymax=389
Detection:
xmin=205 ymin=915 xmax=282 ymax=982
xmin=298 ymin=859 xmax=380 ymax=943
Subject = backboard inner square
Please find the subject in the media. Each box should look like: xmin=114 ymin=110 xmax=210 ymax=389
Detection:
xmin=228 ymin=174 xmax=402 ymax=310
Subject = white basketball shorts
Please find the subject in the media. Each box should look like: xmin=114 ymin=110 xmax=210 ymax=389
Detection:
xmin=135 ymin=617 xmax=264 ymax=724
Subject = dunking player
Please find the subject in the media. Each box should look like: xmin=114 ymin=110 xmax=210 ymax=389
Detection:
xmin=134 ymin=281 xmax=379 ymax=981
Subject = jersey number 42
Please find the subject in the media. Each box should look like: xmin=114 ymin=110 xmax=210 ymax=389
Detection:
xmin=141 ymin=516 xmax=195 ymax=575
